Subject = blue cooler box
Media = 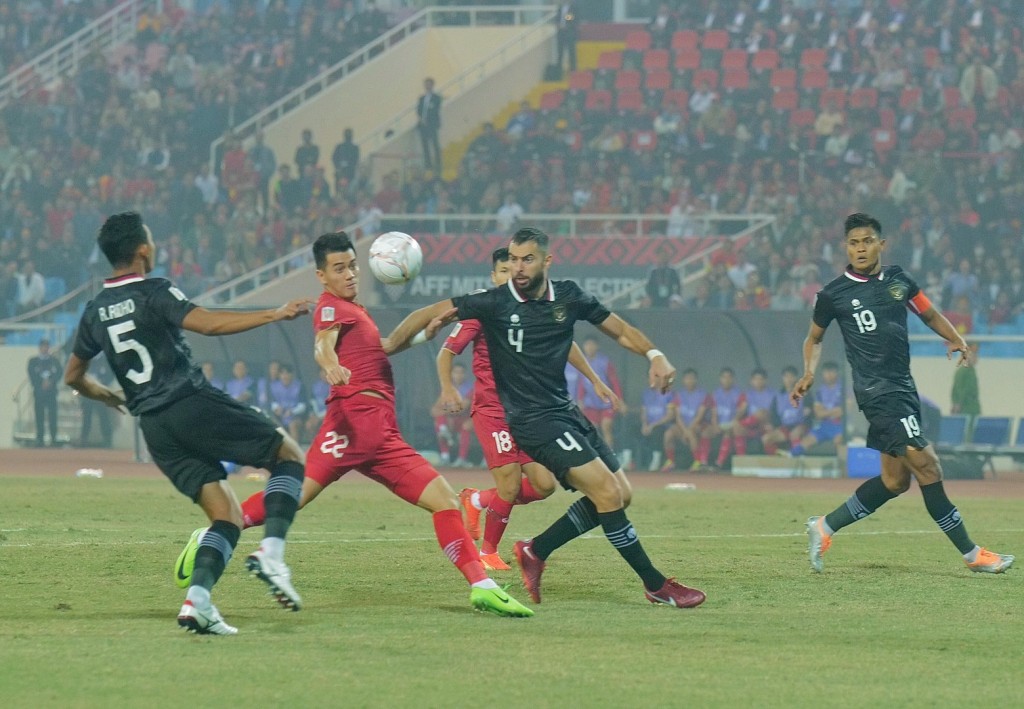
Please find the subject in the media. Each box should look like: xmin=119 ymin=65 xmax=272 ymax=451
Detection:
xmin=847 ymin=446 xmax=881 ymax=478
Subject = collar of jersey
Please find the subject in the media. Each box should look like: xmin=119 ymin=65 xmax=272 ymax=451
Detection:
xmin=843 ymin=266 xmax=884 ymax=283
xmin=507 ymin=278 xmax=555 ymax=302
xmin=103 ymin=274 xmax=146 ymax=288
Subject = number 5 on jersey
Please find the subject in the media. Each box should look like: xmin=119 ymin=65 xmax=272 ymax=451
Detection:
xmin=107 ymin=320 xmax=154 ymax=384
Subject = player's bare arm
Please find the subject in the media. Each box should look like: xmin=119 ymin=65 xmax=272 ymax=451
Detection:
xmin=382 ymin=300 xmax=458 ymax=355
xmin=595 ymin=313 xmax=675 ymax=392
xmin=314 ymin=326 xmax=351 ymax=386
xmin=791 ymin=320 xmax=826 ymax=406
xmin=183 ymin=298 xmax=314 ymax=336
xmin=918 ymin=306 xmax=971 ymax=367
xmin=567 ymin=341 xmax=620 ymax=408
xmin=63 ymin=354 xmax=127 ymax=411
xmin=435 ymin=346 xmax=466 ymax=413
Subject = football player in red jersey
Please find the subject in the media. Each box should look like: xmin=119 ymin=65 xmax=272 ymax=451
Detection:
xmin=239 ymin=232 xmax=532 ymax=616
xmin=439 ymin=248 xmax=617 ymax=570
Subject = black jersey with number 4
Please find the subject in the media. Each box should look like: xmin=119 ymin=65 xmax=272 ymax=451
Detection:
xmin=452 ymin=279 xmax=611 ymax=423
xmin=72 ymin=274 xmax=205 ymax=415
xmin=813 ymin=265 xmax=928 ymax=407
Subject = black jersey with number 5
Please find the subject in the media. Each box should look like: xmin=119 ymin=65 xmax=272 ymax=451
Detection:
xmin=812 ymin=265 xmax=928 ymax=407
xmin=452 ymin=279 xmax=611 ymax=424
xmin=72 ymin=274 xmax=205 ymax=415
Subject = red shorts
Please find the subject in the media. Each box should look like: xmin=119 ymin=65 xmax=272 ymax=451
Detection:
xmin=307 ymin=394 xmax=439 ymax=505
xmin=582 ymin=406 xmax=616 ymax=424
xmin=472 ymin=409 xmax=533 ymax=470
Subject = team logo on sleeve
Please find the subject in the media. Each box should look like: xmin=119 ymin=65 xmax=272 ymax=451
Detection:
xmin=552 ymin=304 xmax=568 ymax=323
xmin=887 ymin=283 xmax=907 ymax=301
xmin=322 ymin=306 xmax=335 ymax=321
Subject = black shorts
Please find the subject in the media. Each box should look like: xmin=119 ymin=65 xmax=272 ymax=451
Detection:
xmin=140 ymin=387 xmax=283 ymax=502
xmin=861 ymin=390 xmax=929 ymax=457
xmin=510 ymin=406 xmax=620 ymax=491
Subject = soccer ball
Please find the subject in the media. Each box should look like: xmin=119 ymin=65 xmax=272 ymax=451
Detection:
xmin=368 ymin=231 xmax=423 ymax=285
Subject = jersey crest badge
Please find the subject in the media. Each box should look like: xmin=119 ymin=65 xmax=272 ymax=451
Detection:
xmin=322 ymin=306 xmax=335 ymax=321
xmin=552 ymin=304 xmax=568 ymax=323
xmin=887 ymin=283 xmax=907 ymax=301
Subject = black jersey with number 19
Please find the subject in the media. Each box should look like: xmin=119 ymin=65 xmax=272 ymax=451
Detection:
xmin=452 ymin=279 xmax=610 ymax=424
xmin=812 ymin=265 xmax=930 ymax=407
xmin=72 ymin=275 xmax=206 ymax=415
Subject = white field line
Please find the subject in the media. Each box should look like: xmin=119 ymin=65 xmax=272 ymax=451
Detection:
xmin=2 ymin=528 xmax=1023 ymax=549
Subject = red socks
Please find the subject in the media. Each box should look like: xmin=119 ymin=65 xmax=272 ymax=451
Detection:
xmin=481 ymin=497 xmax=514 ymax=555
xmin=433 ymin=509 xmax=486 ymax=584
xmin=514 ymin=477 xmax=545 ymax=505
xmin=697 ymin=437 xmax=711 ymax=464
xmin=241 ymin=492 xmax=265 ymax=529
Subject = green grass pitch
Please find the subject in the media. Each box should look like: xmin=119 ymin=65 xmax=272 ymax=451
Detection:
xmin=1 ymin=476 xmax=1020 ymax=708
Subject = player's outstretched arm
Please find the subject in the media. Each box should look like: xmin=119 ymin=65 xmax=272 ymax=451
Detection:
xmin=790 ymin=320 xmax=826 ymax=407
xmin=314 ymin=327 xmax=351 ymax=386
xmin=595 ymin=313 xmax=675 ymax=392
xmin=567 ymin=341 xmax=620 ymax=408
xmin=64 ymin=354 xmax=127 ymax=411
xmin=918 ymin=306 xmax=971 ymax=367
xmin=383 ymin=300 xmax=458 ymax=355
xmin=435 ymin=347 xmax=466 ymax=413
xmin=183 ymin=298 xmax=314 ymax=336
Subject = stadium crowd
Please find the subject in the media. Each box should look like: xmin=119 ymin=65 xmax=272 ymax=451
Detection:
xmin=1 ymin=0 xmax=1023 ymax=341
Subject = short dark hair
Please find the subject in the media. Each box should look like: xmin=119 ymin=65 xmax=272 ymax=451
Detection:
xmin=313 ymin=231 xmax=355 ymax=270
xmin=822 ymin=361 xmax=840 ymax=372
xmin=752 ymin=367 xmax=767 ymax=378
xmin=844 ymin=212 xmax=882 ymax=237
xmin=98 ymin=211 xmax=147 ymax=268
xmin=491 ymin=247 xmax=509 ymax=267
xmin=682 ymin=368 xmax=697 ymax=377
xmin=782 ymin=365 xmax=798 ymax=377
xmin=511 ymin=226 xmax=549 ymax=254
xmin=720 ymin=366 xmax=734 ymax=376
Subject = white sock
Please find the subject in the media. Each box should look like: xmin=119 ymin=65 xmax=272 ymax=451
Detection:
xmin=471 ymin=578 xmax=499 ymax=590
xmin=963 ymin=545 xmax=981 ymax=563
xmin=261 ymin=536 xmax=285 ymax=560
xmin=470 ymin=491 xmax=483 ymax=510
xmin=186 ymin=585 xmax=211 ymax=607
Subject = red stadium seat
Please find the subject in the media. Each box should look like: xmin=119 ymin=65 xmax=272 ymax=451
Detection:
xmin=800 ymin=68 xmax=829 ymax=90
xmin=722 ymin=69 xmax=749 ymax=91
xmin=662 ymin=88 xmax=689 ymax=110
xmin=671 ymin=30 xmax=699 ymax=51
xmin=643 ymin=49 xmax=670 ymax=71
xmin=942 ymin=86 xmax=962 ymax=109
xmin=770 ymin=68 xmax=796 ymax=90
xmin=923 ymin=47 xmax=939 ymax=69
xmin=692 ymin=68 xmax=719 ymax=90
xmin=616 ymin=90 xmax=645 ymax=112
xmin=946 ymin=106 xmax=976 ymax=129
xmin=849 ymin=87 xmax=878 ymax=109
xmin=772 ymin=89 xmax=798 ymax=112
xmin=871 ymin=128 xmax=896 ymax=162
xmin=702 ymin=30 xmax=729 ymax=51
xmin=878 ymin=108 xmax=895 ymax=131
xmin=597 ymin=51 xmax=623 ymax=70
xmin=752 ymin=49 xmax=780 ymax=71
xmin=899 ymin=87 xmax=921 ymax=110
xmin=626 ymin=30 xmax=652 ymax=51
xmin=799 ymin=48 xmax=827 ymax=69
xmin=567 ymin=71 xmax=593 ymax=91
xmin=674 ymin=49 xmax=701 ymax=71
xmin=722 ymin=49 xmax=748 ymax=70
xmin=539 ymin=90 xmax=564 ymax=111
xmin=645 ymin=69 xmax=672 ymax=92
xmin=789 ymin=108 xmax=816 ymax=129
xmin=631 ymin=130 xmax=658 ymax=152
xmin=615 ymin=70 xmax=642 ymax=91
xmin=819 ymin=88 xmax=847 ymax=110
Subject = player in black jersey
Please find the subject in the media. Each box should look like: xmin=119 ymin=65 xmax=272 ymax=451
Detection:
xmin=790 ymin=213 xmax=1013 ymax=575
xmin=64 ymin=212 xmax=313 ymax=635
xmin=388 ymin=227 xmax=706 ymax=609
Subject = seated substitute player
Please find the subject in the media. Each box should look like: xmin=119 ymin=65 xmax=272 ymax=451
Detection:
xmin=430 ymin=361 xmax=474 ymax=467
xmin=237 ymin=231 xmax=533 ymax=617
xmin=735 ymin=367 xmax=776 ymax=456
xmin=790 ymin=361 xmax=844 ymax=457
xmin=388 ymin=226 xmax=706 ymax=609
xmin=697 ymin=366 xmax=746 ymax=471
xmin=673 ymin=368 xmax=709 ymax=470
xmin=438 ymin=247 xmax=618 ymax=570
xmin=791 ymin=212 xmax=1013 ymax=574
xmin=762 ymin=366 xmax=809 ymax=455
xmin=64 ymin=211 xmax=308 ymax=636
xmin=638 ymin=386 xmax=679 ymax=472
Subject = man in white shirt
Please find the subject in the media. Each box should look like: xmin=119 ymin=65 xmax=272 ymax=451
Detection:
xmin=16 ymin=259 xmax=46 ymax=313
xmin=496 ymin=194 xmax=524 ymax=232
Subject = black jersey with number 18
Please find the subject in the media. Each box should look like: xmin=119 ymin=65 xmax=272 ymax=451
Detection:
xmin=451 ymin=279 xmax=611 ymax=424
xmin=812 ymin=265 xmax=932 ymax=407
xmin=72 ymin=275 xmax=205 ymax=415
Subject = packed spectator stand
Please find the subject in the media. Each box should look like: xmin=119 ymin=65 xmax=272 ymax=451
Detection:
xmin=1 ymin=0 xmax=1023 ymax=348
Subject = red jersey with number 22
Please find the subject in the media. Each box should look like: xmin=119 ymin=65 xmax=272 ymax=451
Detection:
xmin=442 ymin=319 xmax=503 ymax=417
xmin=314 ymin=291 xmax=394 ymax=403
